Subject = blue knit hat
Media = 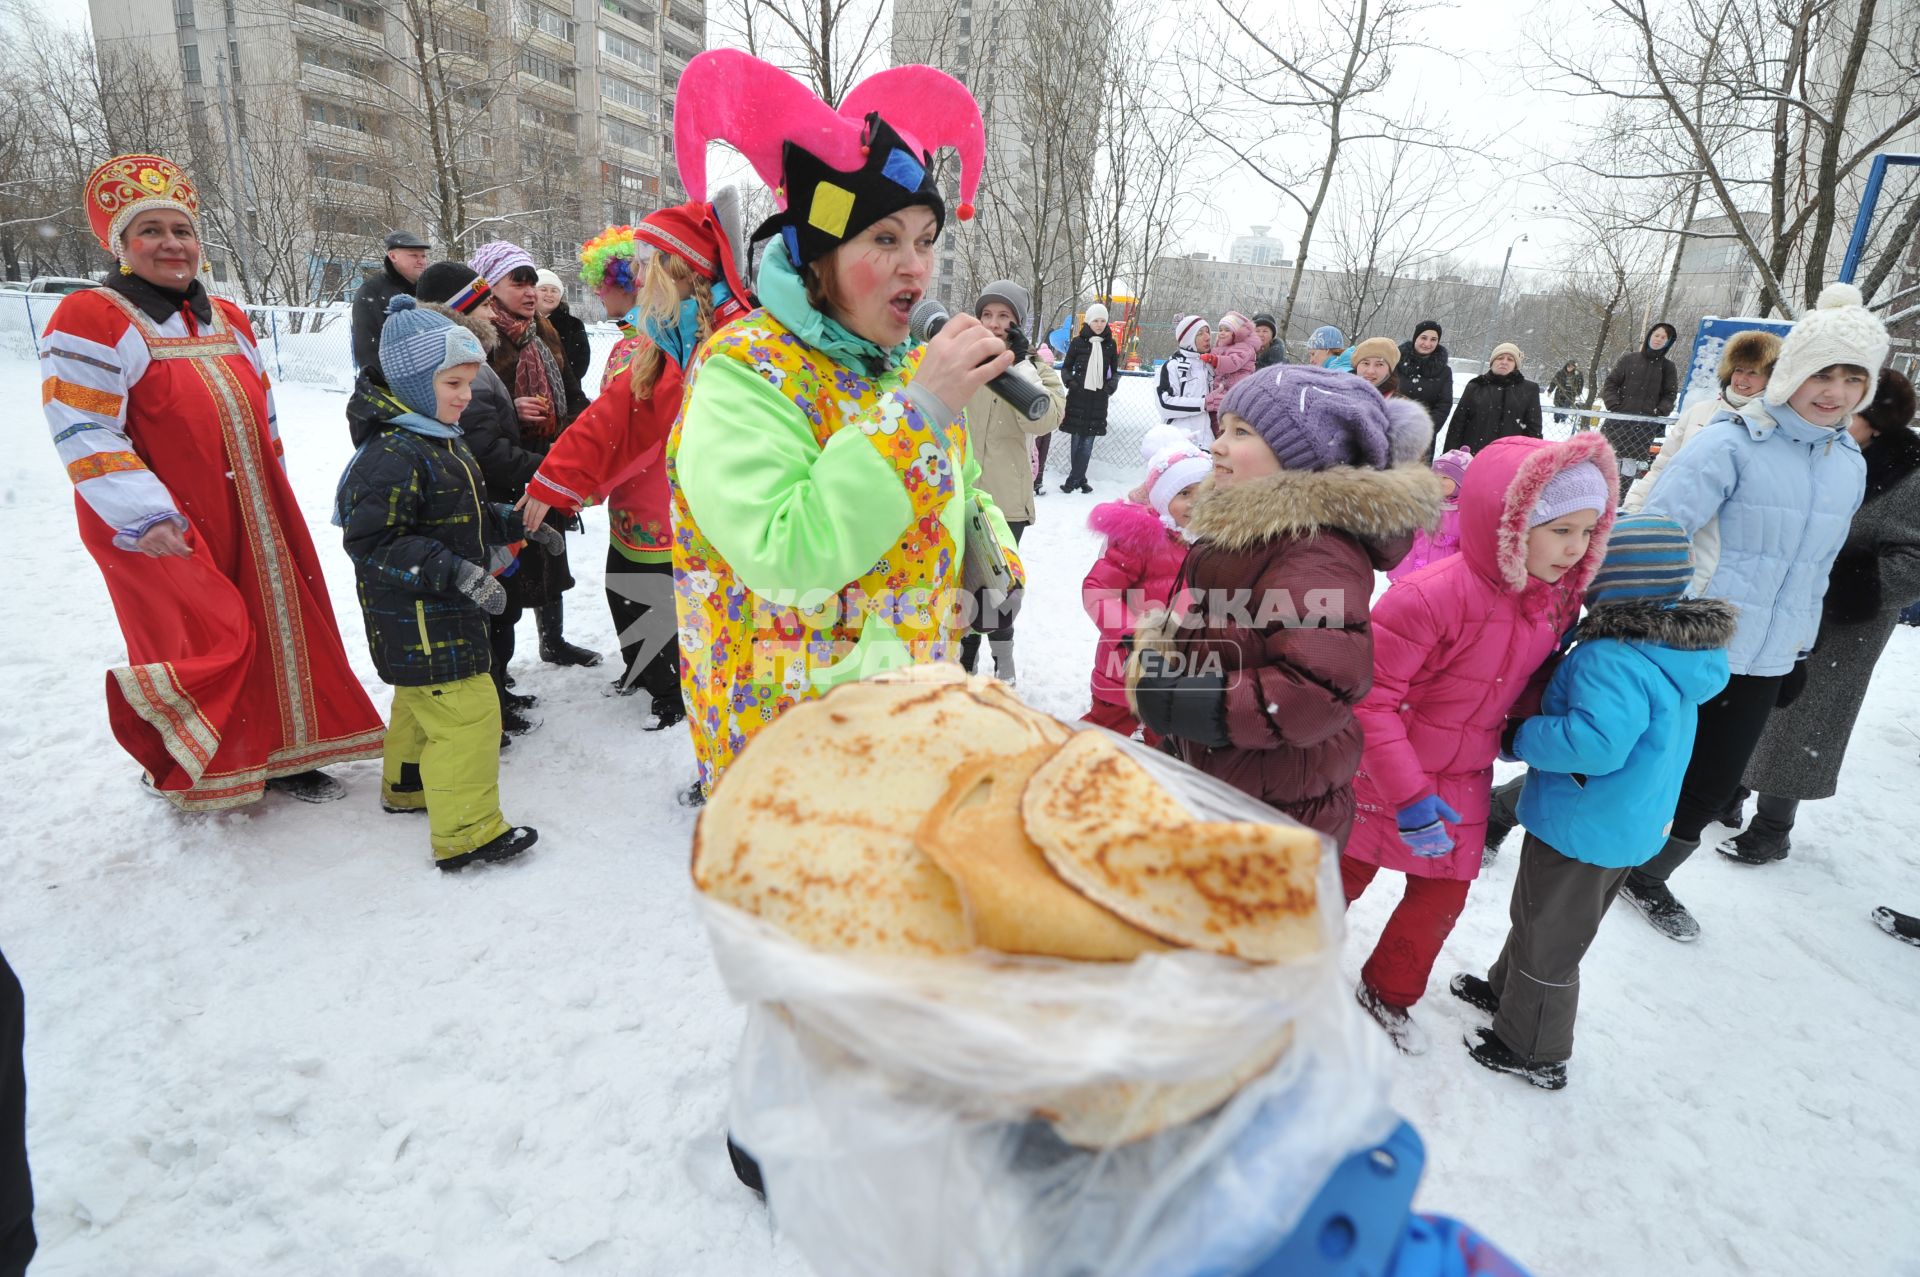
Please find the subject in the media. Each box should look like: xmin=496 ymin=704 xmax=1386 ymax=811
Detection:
xmin=379 ymin=295 xmax=484 ymax=417
xmin=1587 ymin=514 xmax=1693 ymax=606
xmin=1309 ymin=324 xmax=1345 ymax=350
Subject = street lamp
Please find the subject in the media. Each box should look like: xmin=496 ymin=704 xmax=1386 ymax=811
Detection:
xmin=1486 ymin=232 xmax=1529 ymax=364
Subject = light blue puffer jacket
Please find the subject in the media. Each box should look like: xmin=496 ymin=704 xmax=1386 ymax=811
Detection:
xmin=1641 ymin=403 xmax=1865 ymax=676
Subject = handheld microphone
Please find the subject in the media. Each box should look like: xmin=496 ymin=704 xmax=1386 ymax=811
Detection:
xmin=908 ymin=298 xmax=1053 ymax=422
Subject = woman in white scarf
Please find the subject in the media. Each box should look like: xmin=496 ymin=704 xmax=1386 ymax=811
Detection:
xmin=1058 ymin=303 xmax=1122 ymax=493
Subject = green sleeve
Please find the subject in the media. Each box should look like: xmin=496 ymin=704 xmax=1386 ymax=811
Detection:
xmin=677 ymin=353 xmax=914 ymax=598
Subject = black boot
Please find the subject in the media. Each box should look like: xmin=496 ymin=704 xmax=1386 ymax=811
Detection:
xmin=501 ymin=703 xmax=541 ymax=737
xmin=1464 ymin=1027 xmax=1567 ymax=1090
xmin=536 ymin=601 xmax=603 ymax=667
xmin=1622 ymin=867 xmax=1701 ymax=942
xmin=265 ymin=769 xmax=346 ymax=803
xmin=1482 ymin=814 xmax=1514 ymax=867
xmin=1873 ymin=907 xmax=1920 ymax=947
xmin=1713 ymin=786 xmax=1749 ymax=831
xmin=958 ymin=632 xmax=983 ymax=674
xmin=1717 ymin=794 xmax=1795 ymax=865
xmin=436 ymin=825 xmax=538 ymax=873
xmin=1449 ymin=972 xmax=1500 ymax=1016
xmin=382 ymin=762 xmax=428 ymax=815
xmin=676 ymin=780 xmax=708 ymax=809
xmin=504 ymin=689 xmax=539 ymax=711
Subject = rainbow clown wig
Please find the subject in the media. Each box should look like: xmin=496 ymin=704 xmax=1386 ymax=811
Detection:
xmin=672 ymin=50 xmax=986 ymax=269
xmin=578 ymin=225 xmax=644 ymax=292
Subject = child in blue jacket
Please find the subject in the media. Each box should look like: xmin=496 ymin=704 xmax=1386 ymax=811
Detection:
xmin=1451 ymin=516 xmax=1734 ymax=1089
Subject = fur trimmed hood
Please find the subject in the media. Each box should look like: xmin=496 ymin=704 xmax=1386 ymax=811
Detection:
xmin=1463 ymin=431 xmax=1618 ymax=600
xmin=1184 ymin=462 xmax=1446 ymax=552
xmin=1088 ymin=497 xmax=1183 ymax=555
xmin=420 ymin=301 xmax=500 ymax=353
xmin=1577 ymin=597 xmax=1738 ymax=650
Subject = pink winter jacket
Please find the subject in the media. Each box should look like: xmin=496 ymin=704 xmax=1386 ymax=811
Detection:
xmin=1346 ymin=432 xmax=1619 ymax=880
xmin=1203 ymin=322 xmax=1259 ymax=416
xmin=1084 ymin=499 xmax=1189 ymax=706
xmin=1385 ymin=502 xmax=1462 ymax=582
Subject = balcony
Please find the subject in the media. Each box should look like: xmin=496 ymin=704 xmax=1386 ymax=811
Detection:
xmin=309 ymin=120 xmax=381 ymax=154
xmin=663 ymin=12 xmax=700 ymax=45
xmin=298 ymin=59 xmax=380 ymax=101
xmin=518 ymin=73 xmax=577 ymax=106
xmin=598 ymin=93 xmax=654 ymax=127
xmin=291 ymin=4 xmax=384 ymax=50
xmin=525 ymin=25 xmax=575 ymax=58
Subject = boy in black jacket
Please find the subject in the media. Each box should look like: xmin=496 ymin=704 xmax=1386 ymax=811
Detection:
xmin=337 ymin=297 xmax=551 ymax=871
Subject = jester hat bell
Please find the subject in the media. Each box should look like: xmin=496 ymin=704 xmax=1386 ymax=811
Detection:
xmin=85 ymin=154 xmax=202 ymax=257
xmin=672 ymin=50 xmax=985 ymax=269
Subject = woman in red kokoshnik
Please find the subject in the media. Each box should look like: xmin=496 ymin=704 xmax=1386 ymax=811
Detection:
xmin=39 ymin=155 xmax=384 ymax=810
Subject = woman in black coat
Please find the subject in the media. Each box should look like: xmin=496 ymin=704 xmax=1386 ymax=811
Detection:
xmin=1444 ymin=341 xmax=1543 ymax=455
xmin=1396 ymin=319 xmax=1454 ymax=434
xmin=1058 ymin=307 xmax=1120 ymax=493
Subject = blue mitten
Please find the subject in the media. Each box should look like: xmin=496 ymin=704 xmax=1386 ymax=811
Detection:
xmin=1397 ymin=795 xmax=1463 ymax=859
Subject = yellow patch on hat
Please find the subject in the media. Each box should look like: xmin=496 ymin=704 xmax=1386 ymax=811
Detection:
xmin=807 ymin=181 xmax=855 ymax=237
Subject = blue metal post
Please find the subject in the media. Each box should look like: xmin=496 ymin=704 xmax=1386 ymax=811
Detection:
xmin=1838 ymin=153 xmax=1920 ymax=284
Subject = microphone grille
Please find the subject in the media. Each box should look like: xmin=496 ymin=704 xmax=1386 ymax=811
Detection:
xmin=908 ymin=297 xmax=949 ymax=343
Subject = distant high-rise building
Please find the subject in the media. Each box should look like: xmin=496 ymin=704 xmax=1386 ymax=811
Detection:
xmin=1229 ymin=225 xmax=1290 ymax=269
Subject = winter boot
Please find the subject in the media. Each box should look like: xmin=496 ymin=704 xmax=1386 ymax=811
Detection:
xmin=1481 ymin=816 xmax=1514 ymax=867
xmin=265 ymin=769 xmax=346 ymax=803
xmin=676 ymin=780 xmax=708 ymax=809
xmin=382 ymin=762 xmax=428 ymax=815
xmin=1873 ymin=907 xmax=1920 ymax=947
xmin=990 ymin=638 xmax=1017 ymax=687
xmin=435 ymin=825 xmax=538 ymax=873
xmin=504 ymin=689 xmax=539 ymax=712
xmin=1464 ymin=1028 xmax=1567 ymax=1091
xmin=642 ymin=702 xmax=688 ymax=732
xmin=1356 ymin=983 xmax=1429 ymax=1055
xmin=958 ymin=632 xmax=983 ymax=675
xmin=1718 ymin=822 xmax=1790 ymax=865
xmin=536 ymin=601 xmax=603 ymax=667
xmin=1621 ymin=870 xmax=1701 ymax=942
xmin=1448 ymin=972 xmax=1500 ymax=1016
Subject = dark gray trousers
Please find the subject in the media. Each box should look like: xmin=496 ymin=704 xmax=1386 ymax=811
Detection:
xmin=1487 ymin=834 xmax=1629 ymax=1064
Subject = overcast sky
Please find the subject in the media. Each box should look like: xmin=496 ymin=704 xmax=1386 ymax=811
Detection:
xmin=36 ymin=0 xmax=1611 ymax=274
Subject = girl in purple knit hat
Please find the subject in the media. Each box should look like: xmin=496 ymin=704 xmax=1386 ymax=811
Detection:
xmin=1126 ymin=364 xmax=1444 ymax=844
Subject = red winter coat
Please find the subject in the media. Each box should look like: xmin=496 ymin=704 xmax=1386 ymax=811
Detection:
xmin=1346 ymin=432 xmax=1618 ymax=880
xmin=526 ymin=345 xmax=679 ymax=562
xmin=1083 ymin=499 xmax=1190 ymax=707
xmin=1129 ymin=463 xmax=1445 ymax=844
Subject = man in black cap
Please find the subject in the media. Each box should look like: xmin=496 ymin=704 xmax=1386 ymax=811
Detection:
xmin=349 ymin=230 xmax=432 ymax=372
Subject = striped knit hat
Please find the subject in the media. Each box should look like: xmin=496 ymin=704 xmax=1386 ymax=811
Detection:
xmin=379 ymin=296 xmax=484 ymax=418
xmin=1586 ymin=514 xmax=1693 ymax=607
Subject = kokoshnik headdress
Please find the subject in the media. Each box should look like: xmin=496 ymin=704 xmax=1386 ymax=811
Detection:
xmin=672 ymin=49 xmax=987 ymax=269
xmin=85 ymin=154 xmax=202 ymax=258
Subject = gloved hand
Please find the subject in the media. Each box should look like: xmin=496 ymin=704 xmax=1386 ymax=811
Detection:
xmin=455 ymin=559 xmax=508 ymax=616
xmin=1397 ymin=795 xmax=1463 ymax=859
xmin=1003 ymin=323 xmax=1030 ymax=362
xmin=1498 ymin=720 xmax=1524 ymax=764
xmin=1776 ymin=660 xmax=1809 ymax=708
xmin=1131 ymin=665 xmax=1230 ymax=749
xmin=525 ymin=521 xmax=566 ymax=557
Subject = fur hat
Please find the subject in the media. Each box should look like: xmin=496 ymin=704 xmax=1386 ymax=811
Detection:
xmin=1716 ymin=330 xmax=1782 ymax=386
xmin=1351 ymin=336 xmax=1401 ymax=369
xmin=1172 ymin=314 xmax=1207 ymax=349
xmin=975 ymin=280 xmax=1031 ymax=329
xmin=378 ymin=295 xmax=484 ymax=418
xmin=1529 ymin=461 xmax=1610 ymax=527
xmin=469 ymin=240 xmax=535 ymax=287
xmin=1586 ymin=514 xmax=1693 ymax=607
xmin=1765 ymin=282 xmax=1890 ymax=411
xmin=1308 ymin=324 xmax=1345 ymax=351
xmin=674 ymin=50 xmax=983 ymax=269
xmin=1220 ymin=364 xmax=1433 ymax=472
xmin=1432 ymin=446 xmax=1471 ymax=491
xmin=1489 ymin=342 xmax=1524 ymax=369
xmin=1860 ymin=368 xmax=1916 ymax=436
xmin=1131 ymin=425 xmax=1213 ymax=528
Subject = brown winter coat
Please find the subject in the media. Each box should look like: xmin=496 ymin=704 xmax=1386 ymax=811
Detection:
xmin=1127 ymin=462 xmax=1445 ymax=844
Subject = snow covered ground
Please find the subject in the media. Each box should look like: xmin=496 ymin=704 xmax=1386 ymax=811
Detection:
xmin=3 ymin=356 xmax=1918 ymax=1276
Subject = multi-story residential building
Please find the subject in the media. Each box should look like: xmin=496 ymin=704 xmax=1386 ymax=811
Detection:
xmin=88 ymin=0 xmax=700 ymax=302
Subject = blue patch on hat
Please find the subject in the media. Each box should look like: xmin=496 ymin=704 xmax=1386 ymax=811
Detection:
xmin=881 ymin=148 xmax=925 ymax=192
xmin=781 ymin=223 xmax=801 ymax=266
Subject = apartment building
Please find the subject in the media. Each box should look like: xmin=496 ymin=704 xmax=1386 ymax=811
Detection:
xmin=88 ymin=0 xmax=702 ymax=301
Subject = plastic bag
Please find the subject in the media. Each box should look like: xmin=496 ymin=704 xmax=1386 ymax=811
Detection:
xmin=700 ymin=728 xmax=1398 ymax=1277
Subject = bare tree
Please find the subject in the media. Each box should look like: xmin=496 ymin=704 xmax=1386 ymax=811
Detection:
xmin=710 ymin=0 xmax=890 ymax=106
xmin=1188 ymin=0 xmax=1455 ymax=339
xmin=1537 ymin=0 xmax=1920 ymax=317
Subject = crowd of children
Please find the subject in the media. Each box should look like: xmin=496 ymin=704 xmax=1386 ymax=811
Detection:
xmin=1076 ymin=283 xmax=1910 ymax=1085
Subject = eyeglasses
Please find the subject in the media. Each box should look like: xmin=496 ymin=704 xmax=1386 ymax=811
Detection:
xmin=507 ymin=266 xmax=539 ymax=286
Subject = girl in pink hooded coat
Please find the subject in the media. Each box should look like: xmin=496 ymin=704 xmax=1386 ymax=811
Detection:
xmin=1081 ymin=427 xmax=1212 ymax=744
xmin=1344 ymin=431 xmax=1618 ymax=1053
xmin=1386 ymin=446 xmax=1473 ymax=583
xmin=1203 ymin=311 xmax=1260 ymax=427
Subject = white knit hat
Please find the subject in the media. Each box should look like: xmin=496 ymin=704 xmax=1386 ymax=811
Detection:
xmin=1084 ymin=302 xmax=1109 ymax=325
xmin=1765 ymin=282 xmax=1889 ymax=411
xmin=1173 ymin=314 xmax=1209 ymax=350
xmin=1131 ymin=425 xmax=1213 ymax=530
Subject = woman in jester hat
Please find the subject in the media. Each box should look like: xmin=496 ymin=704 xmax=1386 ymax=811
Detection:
xmin=666 ymin=49 xmax=1022 ymax=802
